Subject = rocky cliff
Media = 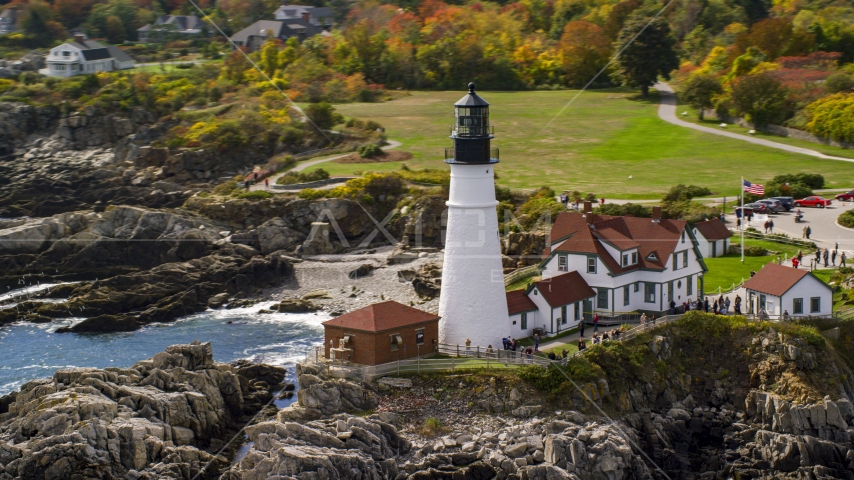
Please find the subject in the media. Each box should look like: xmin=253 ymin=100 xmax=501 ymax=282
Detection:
xmin=0 ymin=342 xmax=287 ymax=480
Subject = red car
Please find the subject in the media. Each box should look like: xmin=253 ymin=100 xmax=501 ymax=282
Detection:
xmin=794 ymin=196 xmax=832 ymax=208
xmin=836 ymin=191 xmax=854 ymax=201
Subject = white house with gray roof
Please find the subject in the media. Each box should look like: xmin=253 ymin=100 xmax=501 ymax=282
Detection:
xmin=138 ymin=14 xmax=206 ymax=42
xmin=40 ymin=37 xmax=135 ymax=77
xmin=274 ymin=4 xmax=332 ymax=28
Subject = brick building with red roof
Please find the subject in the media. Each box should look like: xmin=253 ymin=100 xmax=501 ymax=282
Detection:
xmin=322 ymin=301 xmax=440 ymax=365
xmin=537 ymin=203 xmax=708 ymax=322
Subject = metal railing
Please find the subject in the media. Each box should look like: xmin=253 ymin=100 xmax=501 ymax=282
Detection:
xmin=731 ymin=229 xmax=817 ymax=249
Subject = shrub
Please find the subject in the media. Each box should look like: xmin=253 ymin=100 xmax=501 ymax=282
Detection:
xmin=771 ymin=173 xmax=824 ymax=190
xmin=825 ymin=73 xmax=854 ymax=94
xmin=358 ymin=144 xmax=383 ymax=158
xmin=212 ymin=180 xmax=238 ymax=195
xmin=744 ymin=245 xmax=768 ymax=256
xmin=419 ymin=418 xmax=446 ymax=436
xmin=234 ymin=190 xmax=273 ymax=200
xmin=276 ymin=168 xmax=330 ymax=185
xmin=662 ymin=184 xmax=713 ymax=202
xmin=595 ymin=203 xmax=652 ymax=217
xmin=839 ymin=210 xmax=854 ymax=228
xmin=806 ymin=93 xmax=854 ymax=143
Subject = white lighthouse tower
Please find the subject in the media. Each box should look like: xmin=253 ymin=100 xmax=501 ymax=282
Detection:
xmin=438 ymin=83 xmax=510 ymax=348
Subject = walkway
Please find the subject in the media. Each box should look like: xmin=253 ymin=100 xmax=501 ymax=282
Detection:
xmin=249 ymin=140 xmax=401 ymax=191
xmin=655 ymin=83 xmax=854 ymax=163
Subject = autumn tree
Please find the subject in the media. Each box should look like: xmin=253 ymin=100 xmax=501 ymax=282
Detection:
xmin=558 ymin=21 xmax=611 ymax=87
xmin=682 ymin=74 xmax=722 ymax=120
xmin=730 ymin=73 xmax=791 ymax=127
xmin=260 ymin=39 xmax=279 ymax=77
xmin=613 ymin=15 xmax=679 ymax=96
xmin=105 ymin=15 xmax=126 ymax=43
xmin=305 ymin=102 xmax=344 ymax=130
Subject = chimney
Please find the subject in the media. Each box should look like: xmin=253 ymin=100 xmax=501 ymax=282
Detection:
xmin=583 ymin=201 xmax=593 ymax=225
xmin=652 ymin=206 xmax=661 ymax=223
xmin=74 ymin=34 xmax=85 ymax=43
xmin=301 ymin=12 xmax=310 ymax=22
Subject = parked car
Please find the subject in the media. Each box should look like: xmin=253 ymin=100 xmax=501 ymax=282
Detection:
xmin=794 ymin=196 xmax=832 ymax=208
xmin=835 ymin=191 xmax=854 ymax=201
xmin=737 ymin=203 xmax=768 ymax=215
xmin=755 ymin=199 xmax=784 ymax=213
xmin=771 ymin=196 xmax=794 ymax=211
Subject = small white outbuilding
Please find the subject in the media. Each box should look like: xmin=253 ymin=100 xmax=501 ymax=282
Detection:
xmin=742 ymin=263 xmax=833 ymax=318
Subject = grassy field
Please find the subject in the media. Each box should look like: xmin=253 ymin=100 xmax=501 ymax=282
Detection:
xmin=703 ymin=238 xmax=822 ymax=293
xmin=329 ymin=88 xmax=854 ymax=198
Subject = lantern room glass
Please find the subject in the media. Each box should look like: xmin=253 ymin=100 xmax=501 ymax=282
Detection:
xmin=454 ymin=106 xmax=489 ymax=136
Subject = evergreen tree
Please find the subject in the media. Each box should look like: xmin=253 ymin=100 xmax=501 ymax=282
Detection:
xmin=613 ymin=15 xmax=679 ymax=96
xmin=682 ymin=74 xmax=723 ymax=120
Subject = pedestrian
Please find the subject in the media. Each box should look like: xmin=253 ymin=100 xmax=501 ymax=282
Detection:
xmin=806 ymin=226 xmax=812 ymax=239
xmin=669 ymin=300 xmax=676 ymax=315
xmin=713 ymin=300 xmax=719 ymax=314
xmin=832 ymin=249 xmax=838 ymax=266
xmin=578 ymin=338 xmax=586 ymax=351
xmin=580 ymin=318 xmax=585 ymax=338
xmin=264 ymin=178 xmax=269 ymax=190
xmin=502 ymin=336 xmax=509 ymax=350
xmin=244 ymin=180 xmax=250 ymax=190
xmin=548 ymin=351 xmax=556 ymax=360
xmin=465 ymin=338 xmax=471 ymax=355
xmin=561 ymin=348 xmax=568 ymax=358
xmin=750 ymin=269 xmax=756 ymax=277
xmin=816 ymin=248 xmax=821 ymax=266
xmin=797 ymin=250 xmax=803 ymax=263
xmin=777 ymin=256 xmax=781 ymax=265
xmin=769 ymin=219 xmax=774 ymax=233
xmin=737 ymin=218 xmax=741 ymax=230
xmin=763 ymin=220 xmax=769 ymax=234
xmin=793 ymin=257 xmax=799 ymax=269
xmin=783 ymin=310 xmax=789 ymax=320
xmin=640 ymin=312 xmax=647 ymax=329
xmin=734 ymin=295 xmax=742 ymax=315
xmin=842 ymin=252 xmax=847 ymax=267
xmin=725 ymin=296 xmax=731 ymax=314
xmin=704 ymin=297 xmax=710 ymax=312
xmin=824 ymin=249 xmax=829 ymax=267
xmin=534 ymin=333 xmax=540 ymax=352
xmin=600 ymin=197 xmax=605 ymax=205
xmin=253 ymin=172 xmax=258 ymax=182
xmin=593 ymin=313 xmax=599 ymax=332
xmin=802 ymin=226 xmax=807 ymax=238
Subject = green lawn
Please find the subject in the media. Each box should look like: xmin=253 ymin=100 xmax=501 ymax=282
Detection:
xmin=505 ymin=275 xmax=539 ymax=292
xmin=329 ymin=89 xmax=854 ymax=198
xmin=704 ymin=238 xmax=829 ymax=294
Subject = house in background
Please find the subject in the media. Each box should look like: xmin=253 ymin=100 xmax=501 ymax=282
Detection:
xmin=693 ymin=218 xmax=732 ymax=258
xmin=322 ymin=301 xmax=440 ymax=366
xmin=538 ymin=203 xmax=707 ymax=316
xmin=40 ymin=36 xmax=135 ymax=77
xmin=138 ymin=14 xmax=205 ymax=43
xmin=506 ymin=271 xmax=596 ymax=337
xmin=274 ymin=4 xmax=332 ymax=28
xmin=230 ymin=19 xmax=326 ymax=51
xmin=0 ymin=8 xmax=17 ymax=34
xmin=742 ymin=263 xmax=832 ymax=317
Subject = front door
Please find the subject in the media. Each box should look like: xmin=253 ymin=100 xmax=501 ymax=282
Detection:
xmin=583 ymin=300 xmax=593 ymax=322
xmin=668 ymin=282 xmax=674 ymax=303
xmin=712 ymin=241 xmax=717 ymax=257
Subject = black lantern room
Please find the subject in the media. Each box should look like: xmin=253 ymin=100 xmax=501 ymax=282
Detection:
xmin=445 ymin=83 xmax=499 ymax=164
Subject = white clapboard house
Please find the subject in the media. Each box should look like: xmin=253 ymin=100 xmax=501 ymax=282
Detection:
xmin=41 ymin=36 xmax=135 ymax=77
xmin=692 ymin=218 xmax=732 ymax=258
xmin=742 ymin=263 xmax=833 ymax=317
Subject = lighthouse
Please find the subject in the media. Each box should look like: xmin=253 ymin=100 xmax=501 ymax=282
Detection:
xmin=438 ymin=83 xmax=510 ymax=348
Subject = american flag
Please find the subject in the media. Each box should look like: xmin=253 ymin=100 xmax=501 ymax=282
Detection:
xmin=743 ymin=180 xmax=764 ymax=195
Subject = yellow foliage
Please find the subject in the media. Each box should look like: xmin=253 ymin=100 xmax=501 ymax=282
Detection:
xmin=749 ymin=62 xmax=780 ymax=75
xmin=696 ymin=46 xmax=729 ymax=75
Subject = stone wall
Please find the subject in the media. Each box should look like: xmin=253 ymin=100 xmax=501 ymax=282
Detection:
xmin=701 ymin=109 xmax=854 ymax=150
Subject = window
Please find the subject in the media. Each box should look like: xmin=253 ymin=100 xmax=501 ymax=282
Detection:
xmin=634 ymin=282 xmax=640 ymax=292
xmin=558 ymin=255 xmax=568 ymax=271
xmin=415 ymin=329 xmax=425 ymax=345
xmin=521 ymin=313 xmax=527 ymax=330
xmin=759 ymin=294 xmax=766 ymax=310
xmin=672 ymin=254 xmax=678 ymax=270
xmin=623 ymin=286 xmax=630 ymax=306
xmin=644 ymin=283 xmax=655 ymax=303
xmin=597 ymin=289 xmax=608 ymax=309
xmin=574 ymin=302 xmax=580 ymax=320
xmin=390 ymin=334 xmax=402 ymax=351
xmin=631 ymin=252 xmax=638 ymax=265
xmin=622 ymin=254 xmax=628 ymax=267
xmin=647 ymin=253 xmax=658 ymax=261
xmin=683 ymin=251 xmax=688 ymax=268
xmin=810 ymin=297 xmax=821 ymax=313
xmin=687 ymin=276 xmax=693 ymax=295
xmin=587 ymin=257 xmax=597 ymax=273
xmin=561 ymin=305 xmax=567 ymax=325
xmin=793 ymin=298 xmax=803 ymax=315
xmin=681 ymin=231 xmax=685 ymax=243
xmin=62 ymin=51 xmax=70 ymax=57
xmin=668 ymin=282 xmax=674 ymax=302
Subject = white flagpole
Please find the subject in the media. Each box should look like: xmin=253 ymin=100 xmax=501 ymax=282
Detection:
xmin=741 ymin=177 xmax=745 ymax=264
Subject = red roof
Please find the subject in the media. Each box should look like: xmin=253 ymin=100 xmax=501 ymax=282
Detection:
xmin=547 ymin=212 xmax=688 ymax=273
xmin=506 ymin=289 xmax=538 ymax=315
xmin=694 ymin=219 xmax=732 ymax=241
xmin=322 ymin=301 xmax=440 ymax=333
xmin=530 ymin=271 xmax=596 ymax=308
xmin=742 ymin=263 xmax=826 ymax=297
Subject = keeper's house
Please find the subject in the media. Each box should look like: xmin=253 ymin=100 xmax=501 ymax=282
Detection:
xmin=506 ymin=271 xmax=596 ymax=337
xmin=692 ymin=218 xmax=732 ymax=258
xmin=40 ymin=36 xmax=135 ymax=77
xmin=322 ymin=301 xmax=440 ymax=366
xmin=742 ymin=263 xmax=832 ymax=317
xmin=538 ymin=203 xmax=707 ymax=317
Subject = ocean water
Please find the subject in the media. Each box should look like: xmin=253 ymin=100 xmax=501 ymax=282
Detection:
xmin=0 ymin=301 xmax=329 ymax=396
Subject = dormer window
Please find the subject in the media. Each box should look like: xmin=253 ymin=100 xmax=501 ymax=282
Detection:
xmin=622 ymin=250 xmax=638 ymax=267
xmin=646 ymin=252 xmax=658 ymax=262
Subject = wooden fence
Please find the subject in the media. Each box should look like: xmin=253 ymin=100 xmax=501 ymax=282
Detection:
xmin=504 ymin=265 xmax=540 ymax=287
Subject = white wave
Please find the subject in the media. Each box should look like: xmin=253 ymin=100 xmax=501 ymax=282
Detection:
xmin=0 ymin=283 xmax=66 ymax=303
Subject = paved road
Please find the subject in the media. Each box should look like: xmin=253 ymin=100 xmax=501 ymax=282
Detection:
xmin=655 ymin=83 xmax=854 ymax=163
xmin=728 ymin=202 xmax=854 ymax=252
xmin=249 ymin=140 xmax=402 ymax=191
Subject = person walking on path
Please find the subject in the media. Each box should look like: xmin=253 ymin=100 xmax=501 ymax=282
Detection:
xmin=704 ymin=297 xmax=710 ymax=312
xmin=832 ymin=249 xmax=837 ymax=266
xmin=793 ymin=257 xmax=799 ymax=269
xmin=802 ymin=226 xmax=807 ymax=238
xmin=724 ymin=296 xmax=731 ymax=315
xmin=465 ymin=338 xmax=471 ymax=355
xmin=640 ymin=313 xmax=648 ymax=330
xmin=737 ymin=218 xmax=741 ymax=230
xmin=816 ymin=248 xmax=822 ymax=267
xmin=502 ymin=336 xmax=509 ymax=350
xmin=533 ymin=334 xmax=540 ymax=352
xmin=734 ymin=295 xmax=742 ymax=315
xmin=797 ymin=250 xmax=803 ymax=264
xmin=805 ymin=226 xmax=812 ymax=239
xmin=264 ymin=178 xmax=269 ymax=190
xmin=769 ymin=219 xmax=774 ymax=233
xmin=842 ymin=252 xmax=847 ymax=267
xmin=824 ymin=249 xmax=829 ymax=267
xmin=713 ymin=300 xmax=719 ymax=314
xmin=579 ymin=319 xmax=585 ymax=338
xmin=593 ymin=313 xmax=599 ymax=332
